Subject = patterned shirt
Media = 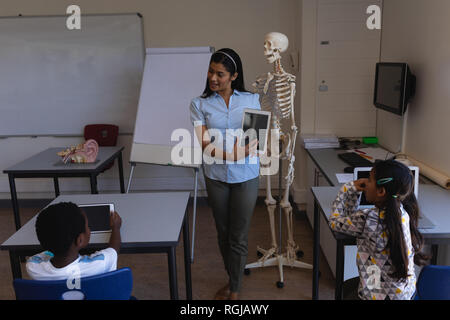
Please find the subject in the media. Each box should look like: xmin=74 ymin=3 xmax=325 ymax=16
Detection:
xmin=190 ymin=90 xmax=260 ymax=183
xmin=329 ymin=181 xmax=416 ymax=300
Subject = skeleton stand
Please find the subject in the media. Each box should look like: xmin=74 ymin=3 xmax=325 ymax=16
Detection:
xmin=244 ymin=140 xmax=312 ymax=288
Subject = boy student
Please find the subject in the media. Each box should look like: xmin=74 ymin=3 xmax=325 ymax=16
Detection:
xmin=329 ymin=160 xmax=428 ymax=300
xmin=26 ymin=202 xmax=122 ymax=281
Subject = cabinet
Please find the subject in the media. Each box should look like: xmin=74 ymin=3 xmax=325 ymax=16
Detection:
xmin=306 ymin=156 xmax=359 ymax=280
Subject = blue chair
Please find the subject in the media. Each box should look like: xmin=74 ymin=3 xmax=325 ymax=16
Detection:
xmin=13 ymin=267 xmax=133 ymax=300
xmin=414 ymin=265 xmax=450 ymax=300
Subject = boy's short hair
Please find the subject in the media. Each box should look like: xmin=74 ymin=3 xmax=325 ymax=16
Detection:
xmin=35 ymin=202 xmax=86 ymax=255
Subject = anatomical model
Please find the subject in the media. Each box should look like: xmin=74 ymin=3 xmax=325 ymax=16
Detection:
xmin=245 ymin=32 xmax=312 ymax=287
xmin=57 ymin=139 xmax=99 ymax=163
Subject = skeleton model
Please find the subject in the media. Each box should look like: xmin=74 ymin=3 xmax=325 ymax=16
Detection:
xmin=245 ymin=32 xmax=312 ymax=286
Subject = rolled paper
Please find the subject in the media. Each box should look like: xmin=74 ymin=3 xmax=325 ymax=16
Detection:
xmin=407 ymin=155 xmax=450 ymax=190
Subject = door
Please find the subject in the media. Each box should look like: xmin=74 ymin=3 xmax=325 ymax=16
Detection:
xmin=315 ymin=0 xmax=382 ymax=137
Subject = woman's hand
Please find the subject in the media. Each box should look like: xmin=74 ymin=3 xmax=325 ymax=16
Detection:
xmin=354 ymin=178 xmax=368 ymax=192
xmin=233 ymin=138 xmax=258 ymax=161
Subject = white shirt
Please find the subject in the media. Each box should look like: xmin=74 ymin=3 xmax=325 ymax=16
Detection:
xmin=26 ymin=248 xmax=117 ymax=281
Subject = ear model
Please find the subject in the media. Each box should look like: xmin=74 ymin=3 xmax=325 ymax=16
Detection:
xmin=82 ymin=139 xmax=99 ymax=162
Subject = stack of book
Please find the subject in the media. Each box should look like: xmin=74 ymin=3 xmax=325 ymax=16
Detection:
xmin=301 ymin=134 xmax=340 ymax=149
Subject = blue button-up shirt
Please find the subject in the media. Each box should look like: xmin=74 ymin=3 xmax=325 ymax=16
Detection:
xmin=190 ymin=90 xmax=260 ymax=183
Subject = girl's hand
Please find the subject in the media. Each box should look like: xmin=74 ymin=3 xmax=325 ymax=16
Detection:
xmin=354 ymin=178 xmax=368 ymax=192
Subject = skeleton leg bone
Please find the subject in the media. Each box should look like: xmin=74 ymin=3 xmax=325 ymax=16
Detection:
xmin=264 ymin=171 xmax=277 ymax=206
xmin=255 ymin=203 xmax=277 ymax=261
xmin=245 ymin=135 xmax=312 ymax=283
xmin=245 ymin=157 xmax=312 ymax=283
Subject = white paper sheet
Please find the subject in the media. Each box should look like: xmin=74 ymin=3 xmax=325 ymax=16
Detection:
xmin=336 ymin=173 xmax=354 ymax=184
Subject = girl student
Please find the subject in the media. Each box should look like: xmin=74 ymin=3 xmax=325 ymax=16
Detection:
xmin=329 ymin=160 xmax=428 ymax=300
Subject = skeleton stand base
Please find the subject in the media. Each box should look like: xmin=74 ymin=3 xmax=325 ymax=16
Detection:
xmin=244 ymin=149 xmax=312 ymax=287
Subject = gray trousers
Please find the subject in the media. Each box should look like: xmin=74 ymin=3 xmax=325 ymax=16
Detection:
xmin=205 ymin=176 xmax=259 ymax=293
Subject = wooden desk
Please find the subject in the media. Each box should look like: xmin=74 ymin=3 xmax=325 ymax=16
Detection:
xmin=0 ymin=192 xmax=192 ymax=300
xmin=3 ymin=146 xmax=125 ymax=230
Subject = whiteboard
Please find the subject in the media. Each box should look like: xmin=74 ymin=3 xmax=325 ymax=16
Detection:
xmin=0 ymin=14 xmax=144 ymax=136
xmin=130 ymin=47 xmax=213 ymax=167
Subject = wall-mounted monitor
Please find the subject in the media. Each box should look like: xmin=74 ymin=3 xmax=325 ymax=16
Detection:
xmin=373 ymin=62 xmax=416 ymax=115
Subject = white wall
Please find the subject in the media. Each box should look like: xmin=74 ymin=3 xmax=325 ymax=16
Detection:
xmin=0 ymin=0 xmax=303 ymax=199
xmin=378 ymin=0 xmax=450 ymax=177
xmin=291 ymin=0 xmax=318 ymax=208
xmin=377 ymin=0 xmax=450 ymax=265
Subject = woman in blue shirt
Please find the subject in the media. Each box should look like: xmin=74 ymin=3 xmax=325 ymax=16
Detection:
xmin=190 ymin=48 xmax=260 ymax=300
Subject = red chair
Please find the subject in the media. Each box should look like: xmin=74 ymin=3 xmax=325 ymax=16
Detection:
xmin=84 ymin=124 xmax=119 ymax=172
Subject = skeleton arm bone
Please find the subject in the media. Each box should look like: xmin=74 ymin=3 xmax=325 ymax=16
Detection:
xmin=289 ymin=81 xmax=297 ymax=131
xmin=285 ymin=81 xmax=298 ymax=189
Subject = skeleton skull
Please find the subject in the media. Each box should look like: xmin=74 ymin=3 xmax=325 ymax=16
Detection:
xmin=57 ymin=139 xmax=99 ymax=163
xmin=264 ymin=32 xmax=289 ymax=64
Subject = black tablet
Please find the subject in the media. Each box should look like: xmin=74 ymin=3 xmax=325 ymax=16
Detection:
xmin=240 ymin=108 xmax=271 ymax=154
xmin=78 ymin=203 xmax=113 ymax=233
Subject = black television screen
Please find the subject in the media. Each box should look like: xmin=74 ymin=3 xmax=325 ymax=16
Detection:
xmin=373 ymin=62 xmax=416 ymax=115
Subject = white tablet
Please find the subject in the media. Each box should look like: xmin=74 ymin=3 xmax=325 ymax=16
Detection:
xmin=240 ymin=108 xmax=271 ymax=154
xmin=78 ymin=203 xmax=114 ymax=233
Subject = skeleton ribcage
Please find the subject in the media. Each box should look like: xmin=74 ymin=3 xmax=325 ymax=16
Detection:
xmin=254 ymin=73 xmax=294 ymax=130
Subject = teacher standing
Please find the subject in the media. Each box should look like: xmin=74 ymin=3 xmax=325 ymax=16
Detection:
xmin=190 ymin=48 xmax=260 ymax=300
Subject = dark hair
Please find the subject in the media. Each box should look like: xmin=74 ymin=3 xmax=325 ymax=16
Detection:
xmin=373 ymin=160 xmax=428 ymax=280
xmin=201 ymin=48 xmax=248 ymax=98
xmin=35 ymin=202 xmax=86 ymax=256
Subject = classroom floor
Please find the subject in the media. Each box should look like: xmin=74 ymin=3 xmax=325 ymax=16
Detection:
xmin=0 ymin=197 xmax=335 ymax=300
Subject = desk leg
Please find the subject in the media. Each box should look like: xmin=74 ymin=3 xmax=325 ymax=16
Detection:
xmin=8 ymin=174 xmax=21 ymax=230
xmin=335 ymin=240 xmax=345 ymax=300
xmin=183 ymin=211 xmax=192 ymax=300
xmin=9 ymin=251 xmax=22 ymax=279
xmin=431 ymin=245 xmax=438 ymax=265
xmin=118 ymin=151 xmax=125 ymax=193
xmin=312 ymin=200 xmax=320 ymax=300
xmin=126 ymin=163 xmax=136 ymax=194
xmin=90 ymin=174 xmax=98 ymax=194
xmin=191 ymin=168 xmax=198 ymax=263
xmin=53 ymin=177 xmax=60 ymax=197
xmin=168 ymin=247 xmax=179 ymax=300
